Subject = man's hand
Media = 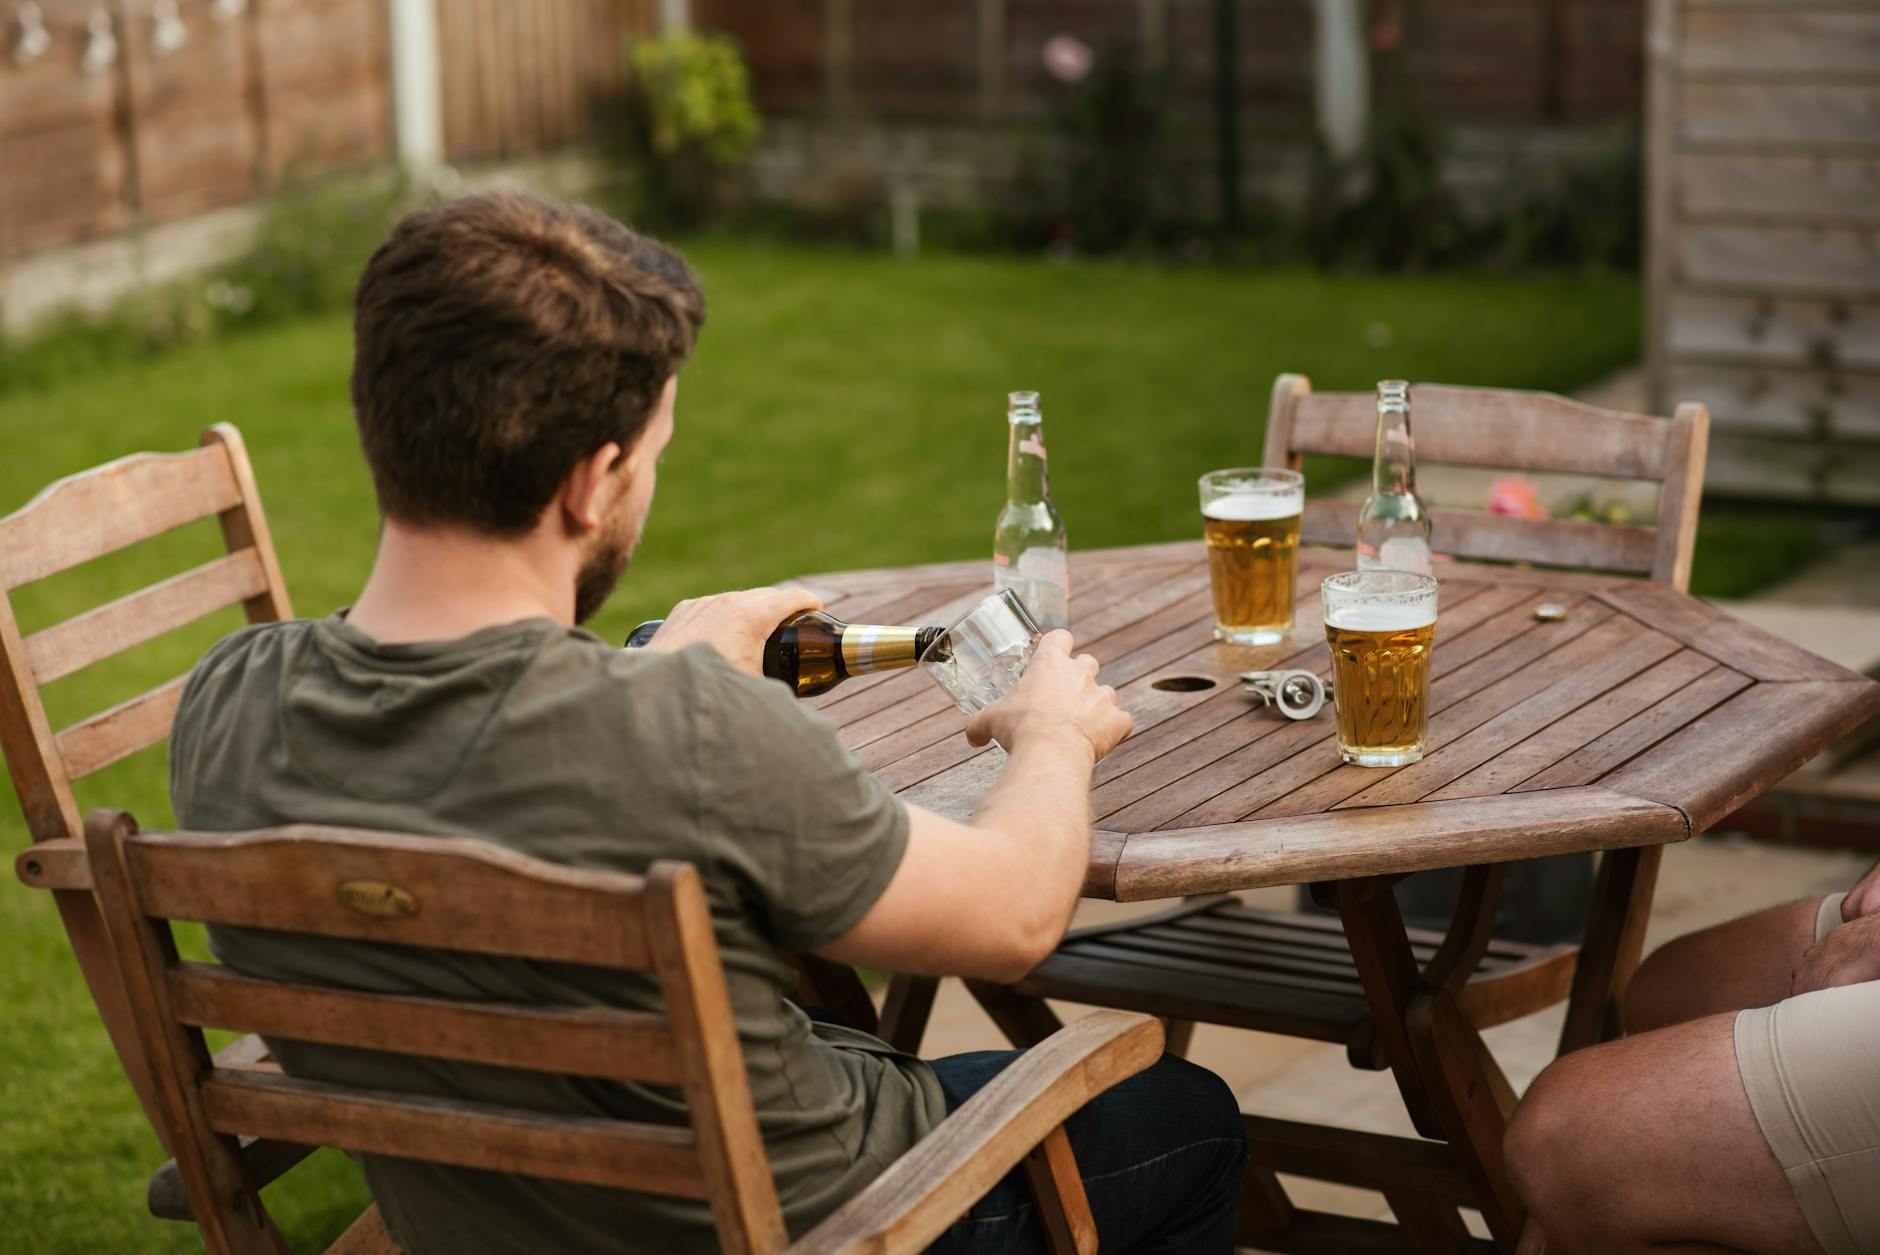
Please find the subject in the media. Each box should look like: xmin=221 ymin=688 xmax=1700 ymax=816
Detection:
xmin=1792 ymin=911 xmax=1880 ymax=996
xmin=1841 ymin=860 xmax=1880 ymax=922
xmin=965 ymin=630 xmax=1133 ymax=763
xmin=643 ymin=586 xmax=822 ymax=676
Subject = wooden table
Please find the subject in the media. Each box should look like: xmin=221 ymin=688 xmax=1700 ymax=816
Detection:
xmin=792 ymin=540 xmax=1880 ymax=1249
xmin=800 ymin=541 xmax=1877 ymax=897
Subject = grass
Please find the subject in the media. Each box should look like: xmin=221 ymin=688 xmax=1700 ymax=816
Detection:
xmin=0 ymin=241 xmax=1652 ymax=1252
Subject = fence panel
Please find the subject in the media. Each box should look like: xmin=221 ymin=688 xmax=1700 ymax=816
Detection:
xmin=0 ymin=0 xmax=133 ymax=257
xmin=438 ymin=0 xmax=655 ymax=163
xmin=0 ymin=0 xmax=391 ymax=262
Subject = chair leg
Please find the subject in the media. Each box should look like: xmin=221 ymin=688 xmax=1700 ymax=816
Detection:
xmin=788 ymin=954 xmax=880 ymax=1036
xmin=878 ymin=975 xmax=939 ymax=1054
xmin=1332 ymin=877 xmax=1445 ymax=1139
xmin=52 ymin=888 xmax=177 ymax=1155
xmin=1021 ymin=1125 xmax=1097 ymax=1255
xmin=1383 ymin=1184 xmax=1474 ymax=1255
xmin=1162 ymin=1017 xmax=1196 ymax=1058
xmin=1406 ymin=990 xmax=1524 ymax=1250
xmin=1235 ymin=1160 xmax=1294 ymax=1246
xmin=966 ymin=980 xmax=1065 ymax=1049
xmin=1559 ymin=845 xmax=1663 ymax=1055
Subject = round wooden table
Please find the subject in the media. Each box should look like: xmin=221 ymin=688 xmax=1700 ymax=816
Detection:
xmin=792 ymin=540 xmax=1879 ymax=1252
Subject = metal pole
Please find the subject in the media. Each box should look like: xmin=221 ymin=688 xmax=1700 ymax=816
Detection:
xmin=1213 ymin=0 xmax=1240 ymax=230
xmin=387 ymin=0 xmax=443 ymax=171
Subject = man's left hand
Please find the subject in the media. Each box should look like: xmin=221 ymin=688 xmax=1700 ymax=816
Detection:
xmin=643 ymin=586 xmax=823 ymax=676
xmin=1792 ymin=911 xmax=1880 ymax=996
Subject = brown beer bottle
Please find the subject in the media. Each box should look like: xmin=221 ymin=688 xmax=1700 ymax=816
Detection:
xmin=624 ymin=611 xmax=948 ymax=698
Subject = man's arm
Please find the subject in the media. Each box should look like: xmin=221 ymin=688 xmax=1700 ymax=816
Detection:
xmin=817 ymin=634 xmax=1132 ymax=983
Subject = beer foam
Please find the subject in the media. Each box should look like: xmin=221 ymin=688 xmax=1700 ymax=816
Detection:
xmin=1326 ymin=601 xmax=1436 ymax=632
xmin=1203 ymin=489 xmax=1303 ymax=522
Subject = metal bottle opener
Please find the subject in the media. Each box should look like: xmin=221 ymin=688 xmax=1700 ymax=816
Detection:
xmin=1240 ymin=669 xmax=1330 ymax=721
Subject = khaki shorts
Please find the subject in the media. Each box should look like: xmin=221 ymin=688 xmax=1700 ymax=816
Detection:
xmin=1735 ymin=893 xmax=1880 ymax=1255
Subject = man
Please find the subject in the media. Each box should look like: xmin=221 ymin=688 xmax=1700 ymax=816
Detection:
xmin=168 ymin=192 xmax=1247 ymax=1253
xmin=1507 ymin=860 xmax=1880 ymax=1254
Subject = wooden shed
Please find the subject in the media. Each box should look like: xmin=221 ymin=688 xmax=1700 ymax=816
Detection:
xmin=1645 ymin=0 xmax=1880 ymax=504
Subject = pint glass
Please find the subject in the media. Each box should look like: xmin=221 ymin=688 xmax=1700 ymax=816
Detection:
xmin=1322 ymin=569 xmax=1438 ymax=767
xmin=1200 ymin=468 xmax=1304 ymax=645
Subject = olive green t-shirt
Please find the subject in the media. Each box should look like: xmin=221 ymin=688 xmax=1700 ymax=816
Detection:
xmin=168 ymin=614 xmax=944 ymax=1253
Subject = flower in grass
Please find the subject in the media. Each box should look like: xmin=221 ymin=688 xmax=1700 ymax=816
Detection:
xmin=1042 ymin=35 xmax=1093 ymax=85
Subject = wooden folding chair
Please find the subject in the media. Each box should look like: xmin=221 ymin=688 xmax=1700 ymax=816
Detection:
xmin=81 ymin=808 xmax=1165 ymax=1254
xmin=968 ymin=377 xmax=1709 ymax=1251
xmin=0 ymin=425 xmax=303 ymax=1213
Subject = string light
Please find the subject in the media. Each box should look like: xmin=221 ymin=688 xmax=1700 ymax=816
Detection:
xmin=150 ymin=0 xmax=186 ymax=56
xmin=80 ymin=7 xmax=115 ymax=74
xmin=12 ymin=3 xmax=49 ymax=65
xmin=6 ymin=1 xmax=259 ymax=75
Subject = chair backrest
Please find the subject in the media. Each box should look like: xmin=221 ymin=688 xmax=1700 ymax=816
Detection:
xmin=1262 ymin=376 xmax=1710 ymax=590
xmin=0 ymin=424 xmax=294 ymax=847
xmin=83 ymin=809 xmax=790 ymax=1255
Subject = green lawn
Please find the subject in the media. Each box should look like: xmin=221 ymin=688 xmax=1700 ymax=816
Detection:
xmin=0 ymin=241 xmax=1641 ymax=1252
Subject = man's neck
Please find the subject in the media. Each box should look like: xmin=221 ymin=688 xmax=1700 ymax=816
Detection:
xmin=344 ymin=519 xmax=576 ymax=644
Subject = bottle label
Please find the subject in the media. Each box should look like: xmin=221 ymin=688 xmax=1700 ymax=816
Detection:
xmin=839 ymin=626 xmax=922 ymax=672
xmin=1360 ymin=538 xmax=1434 ymax=576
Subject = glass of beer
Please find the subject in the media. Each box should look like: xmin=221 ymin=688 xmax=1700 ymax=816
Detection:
xmin=1322 ymin=569 xmax=1438 ymax=767
xmin=1200 ymin=468 xmax=1305 ymax=645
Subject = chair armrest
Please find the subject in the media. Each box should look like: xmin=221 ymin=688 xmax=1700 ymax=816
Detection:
xmin=785 ymin=1010 xmax=1164 ymax=1255
xmin=16 ymin=839 xmax=90 ymax=890
xmin=147 ymin=1034 xmax=304 ymax=1220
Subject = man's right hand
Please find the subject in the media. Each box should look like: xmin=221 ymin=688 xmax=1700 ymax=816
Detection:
xmin=1792 ymin=910 xmax=1880 ymax=995
xmin=1841 ymin=860 xmax=1880 ymax=922
xmin=965 ymin=630 xmax=1133 ymax=763
xmin=643 ymin=586 xmax=822 ymax=677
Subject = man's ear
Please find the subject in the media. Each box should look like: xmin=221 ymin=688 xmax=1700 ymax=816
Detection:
xmin=559 ymin=441 xmax=624 ymax=533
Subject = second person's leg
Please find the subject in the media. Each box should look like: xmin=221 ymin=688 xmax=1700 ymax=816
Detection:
xmin=1626 ymin=895 xmax=1832 ymax=1033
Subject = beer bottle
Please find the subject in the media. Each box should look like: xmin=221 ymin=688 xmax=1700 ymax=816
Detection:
xmin=993 ymin=390 xmax=1070 ymax=629
xmin=624 ymin=611 xmax=948 ymax=698
xmin=1356 ymin=379 xmax=1434 ymax=575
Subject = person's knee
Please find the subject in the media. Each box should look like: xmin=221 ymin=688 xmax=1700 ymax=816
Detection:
xmin=1507 ymin=1057 xmax=1602 ymax=1228
xmin=1150 ymin=1052 xmax=1247 ymax=1154
xmin=1626 ymin=931 xmax=1711 ymax=1033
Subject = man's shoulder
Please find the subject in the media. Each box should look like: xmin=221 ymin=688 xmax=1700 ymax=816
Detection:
xmin=179 ymin=619 xmax=314 ymax=705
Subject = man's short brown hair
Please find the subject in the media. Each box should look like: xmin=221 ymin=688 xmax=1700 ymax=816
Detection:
xmin=350 ymin=193 xmax=705 ymax=536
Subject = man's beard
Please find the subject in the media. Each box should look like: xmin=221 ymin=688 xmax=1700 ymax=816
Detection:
xmin=572 ymin=517 xmax=638 ymax=625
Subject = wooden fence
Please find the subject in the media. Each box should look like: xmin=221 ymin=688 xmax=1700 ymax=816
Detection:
xmin=1645 ymin=0 xmax=1880 ymax=504
xmin=0 ymin=0 xmax=656 ymax=264
xmin=436 ymin=0 xmax=655 ymax=163
xmin=696 ymin=0 xmax=1646 ymax=128
xmin=0 ymin=0 xmax=390 ymax=261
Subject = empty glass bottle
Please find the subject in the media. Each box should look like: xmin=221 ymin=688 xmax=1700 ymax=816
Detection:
xmin=1356 ymin=379 xmax=1433 ymax=575
xmin=993 ymin=390 xmax=1069 ymax=630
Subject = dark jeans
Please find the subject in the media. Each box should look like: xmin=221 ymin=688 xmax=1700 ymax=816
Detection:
xmin=920 ymin=1049 xmax=1247 ymax=1254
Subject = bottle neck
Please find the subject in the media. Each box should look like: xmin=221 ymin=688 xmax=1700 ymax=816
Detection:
xmin=837 ymin=624 xmax=944 ymax=674
xmin=1373 ymin=402 xmax=1418 ymax=497
xmin=1006 ymin=416 xmax=1051 ymax=506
